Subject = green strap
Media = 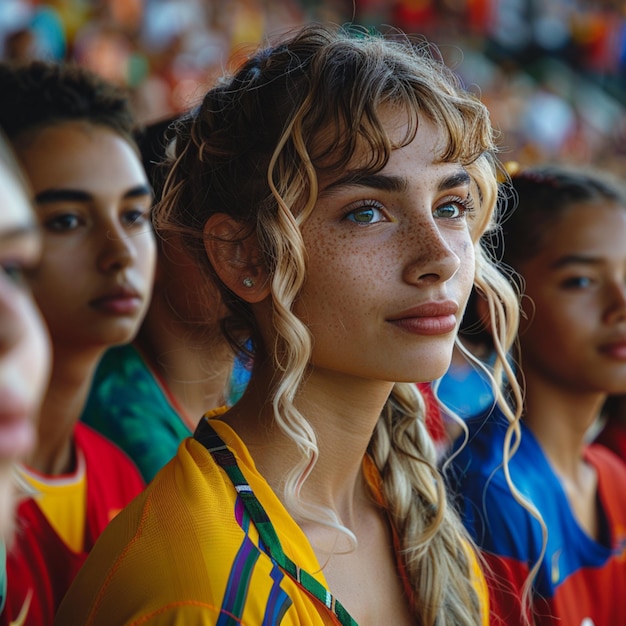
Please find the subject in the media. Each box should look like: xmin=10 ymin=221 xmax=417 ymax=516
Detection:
xmin=0 ymin=541 xmax=6 ymax=615
xmin=194 ymin=417 xmax=359 ymax=626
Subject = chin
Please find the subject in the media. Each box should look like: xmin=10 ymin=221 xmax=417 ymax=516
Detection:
xmin=100 ymin=325 xmax=144 ymax=348
xmin=403 ymin=350 xmax=454 ymax=383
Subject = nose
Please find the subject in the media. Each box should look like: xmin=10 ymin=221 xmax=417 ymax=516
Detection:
xmin=402 ymin=218 xmax=462 ymax=286
xmin=97 ymin=219 xmax=135 ymax=273
xmin=604 ymin=280 xmax=626 ymax=325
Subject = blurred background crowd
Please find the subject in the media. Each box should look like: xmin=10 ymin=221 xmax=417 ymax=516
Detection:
xmin=1 ymin=0 xmax=625 ymax=174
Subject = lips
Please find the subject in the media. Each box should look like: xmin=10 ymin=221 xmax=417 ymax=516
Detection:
xmin=599 ymin=341 xmax=626 ymax=361
xmin=387 ymin=300 xmax=459 ymax=336
xmin=89 ymin=286 xmax=142 ymax=315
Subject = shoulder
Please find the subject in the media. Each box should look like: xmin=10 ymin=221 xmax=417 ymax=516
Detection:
xmin=448 ymin=412 xmax=552 ymax=494
xmin=446 ymin=417 xmax=550 ymax=558
xmin=74 ymin=421 xmax=138 ymax=461
xmin=586 ymin=442 xmax=626 ymax=474
xmin=86 ymin=345 xmax=149 ymax=398
xmin=446 ymin=409 xmax=512 ymax=490
xmin=53 ymin=443 xmax=245 ymax=625
xmin=587 ymin=443 xmax=626 ymax=520
xmin=82 ymin=344 xmax=168 ymax=421
xmin=75 ymin=423 xmax=145 ymax=489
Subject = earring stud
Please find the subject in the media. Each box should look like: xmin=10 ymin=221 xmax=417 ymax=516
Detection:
xmin=243 ymin=277 xmax=254 ymax=288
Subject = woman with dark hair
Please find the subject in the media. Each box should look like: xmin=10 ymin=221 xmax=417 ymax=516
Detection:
xmin=0 ymin=61 xmax=155 ymax=625
xmin=448 ymin=165 xmax=626 ymax=625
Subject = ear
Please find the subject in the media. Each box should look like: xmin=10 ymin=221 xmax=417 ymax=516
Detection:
xmin=203 ymin=213 xmax=270 ymax=303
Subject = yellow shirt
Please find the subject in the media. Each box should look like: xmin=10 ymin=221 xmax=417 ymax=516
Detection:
xmin=55 ymin=417 xmax=488 ymax=625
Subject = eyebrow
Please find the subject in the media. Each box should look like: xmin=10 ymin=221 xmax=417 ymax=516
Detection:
xmin=550 ymin=254 xmax=604 ymax=269
xmin=320 ymin=168 xmax=471 ymax=196
xmin=35 ymin=184 xmax=153 ymax=204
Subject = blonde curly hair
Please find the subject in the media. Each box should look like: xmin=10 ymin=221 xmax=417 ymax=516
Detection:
xmin=156 ymin=24 xmax=521 ymax=626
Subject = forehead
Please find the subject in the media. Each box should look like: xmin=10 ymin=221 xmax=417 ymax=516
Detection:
xmin=317 ymin=108 xmax=445 ymax=190
xmin=524 ymin=201 xmax=626 ymax=265
xmin=14 ymin=121 xmax=146 ymax=195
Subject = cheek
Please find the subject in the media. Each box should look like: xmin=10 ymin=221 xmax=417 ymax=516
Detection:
xmin=133 ymin=233 xmax=157 ymax=280
xmin=456 ymin=238 xmax=476 ymax=296
xmin=30 ymin=263 xmax=73 ymax=311
xmin=32 ymin=245 xmax=78 ymax=290
xmin=519 ymin=297 xmax=575 ymax=351
xmin=298 ymin=233 xmax=384 ymax=329
xmin=30 ymin=250 xmax=74 ymax=294
xmin=461 ymin=238 xmax=475 ymax=274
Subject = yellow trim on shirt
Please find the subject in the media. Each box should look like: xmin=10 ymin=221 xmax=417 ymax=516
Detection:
xmin=17 ymin=452 xmax=87 ymax=553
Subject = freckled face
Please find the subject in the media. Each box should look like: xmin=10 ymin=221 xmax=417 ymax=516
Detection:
xmin=516 ymin=202 xmax=626 ymax=394
xmin=296 ymin=113 xmax=477 ymax=383
xmin=15 ymin=123 xmax=156 ymax=352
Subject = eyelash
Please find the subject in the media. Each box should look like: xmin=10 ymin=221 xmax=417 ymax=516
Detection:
xmin=561 ymin=276 xmax=593 ymax=289
xmin=44 ymin=213 xmax=82 ymax=232
xmin=343 ymin=200 xmax=387 ymax=224
xmin=343 ymin=194 xmax=475 ymax=224
xmin=43 ymin=207 xmax=152 ymax=232
xmin=434 ymin=195 xmax=475 ymax=219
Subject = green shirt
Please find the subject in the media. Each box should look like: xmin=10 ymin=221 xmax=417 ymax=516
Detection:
xmin=81 ymin=343 xmax=250 ymax=482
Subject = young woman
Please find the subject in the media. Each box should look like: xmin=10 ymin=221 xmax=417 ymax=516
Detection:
xmin=0 ymin=62 xmax=156 ymax=625
xmin=55 ymin=24 xmax=519 ymax=626
xmin=81 ymin=117 xmax=251 ymax=482
xmin=0 ymin=135 xmax=51 ymax=619
xmin=447 ymin=165 xmax=626 ymax=625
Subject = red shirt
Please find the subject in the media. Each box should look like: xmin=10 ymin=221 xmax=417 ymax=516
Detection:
xmin=2 ymin=423 xmax=144 ymax=626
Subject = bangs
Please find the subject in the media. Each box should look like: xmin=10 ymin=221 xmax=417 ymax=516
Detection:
xmin=299 ymin=34 xmax=495 ymax=177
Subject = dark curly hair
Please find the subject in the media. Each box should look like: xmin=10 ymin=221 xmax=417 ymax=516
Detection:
xmin=0 ymin=60 xmax=136 ymax=145
xmin=502 ymin=165 xmax=626 ymax=266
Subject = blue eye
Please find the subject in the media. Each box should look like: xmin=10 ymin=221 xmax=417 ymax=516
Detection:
xmin=434 ymin=201 xmax=467 ymax=219
xmin=345 ymin=203 xmax=386 ymax=224
xmin=562 ymin=276 xmax=592 ymax=289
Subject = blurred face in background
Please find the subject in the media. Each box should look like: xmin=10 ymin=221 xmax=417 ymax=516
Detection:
xmin=0 ymin=157 xmax=50 ymax=541
xmin=517 ymin=201 xmax=626 ymax=395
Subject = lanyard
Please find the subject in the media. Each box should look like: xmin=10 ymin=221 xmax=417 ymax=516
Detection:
xmin=194 ymin=417 xmax=359 ymax=626
xmin=0 ymin=541 xmax=5 ymax=614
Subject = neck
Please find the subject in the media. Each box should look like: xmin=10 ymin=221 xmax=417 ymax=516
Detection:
xmin=521 ymin=368 xmax=606 ymax=479
xmin=136 ymin=304 xmax=234 ymax=427
xmin=27 ymin=345 xmax=101 ymax=475
xmin=225 ymin=360 xmax=393 ymax=524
